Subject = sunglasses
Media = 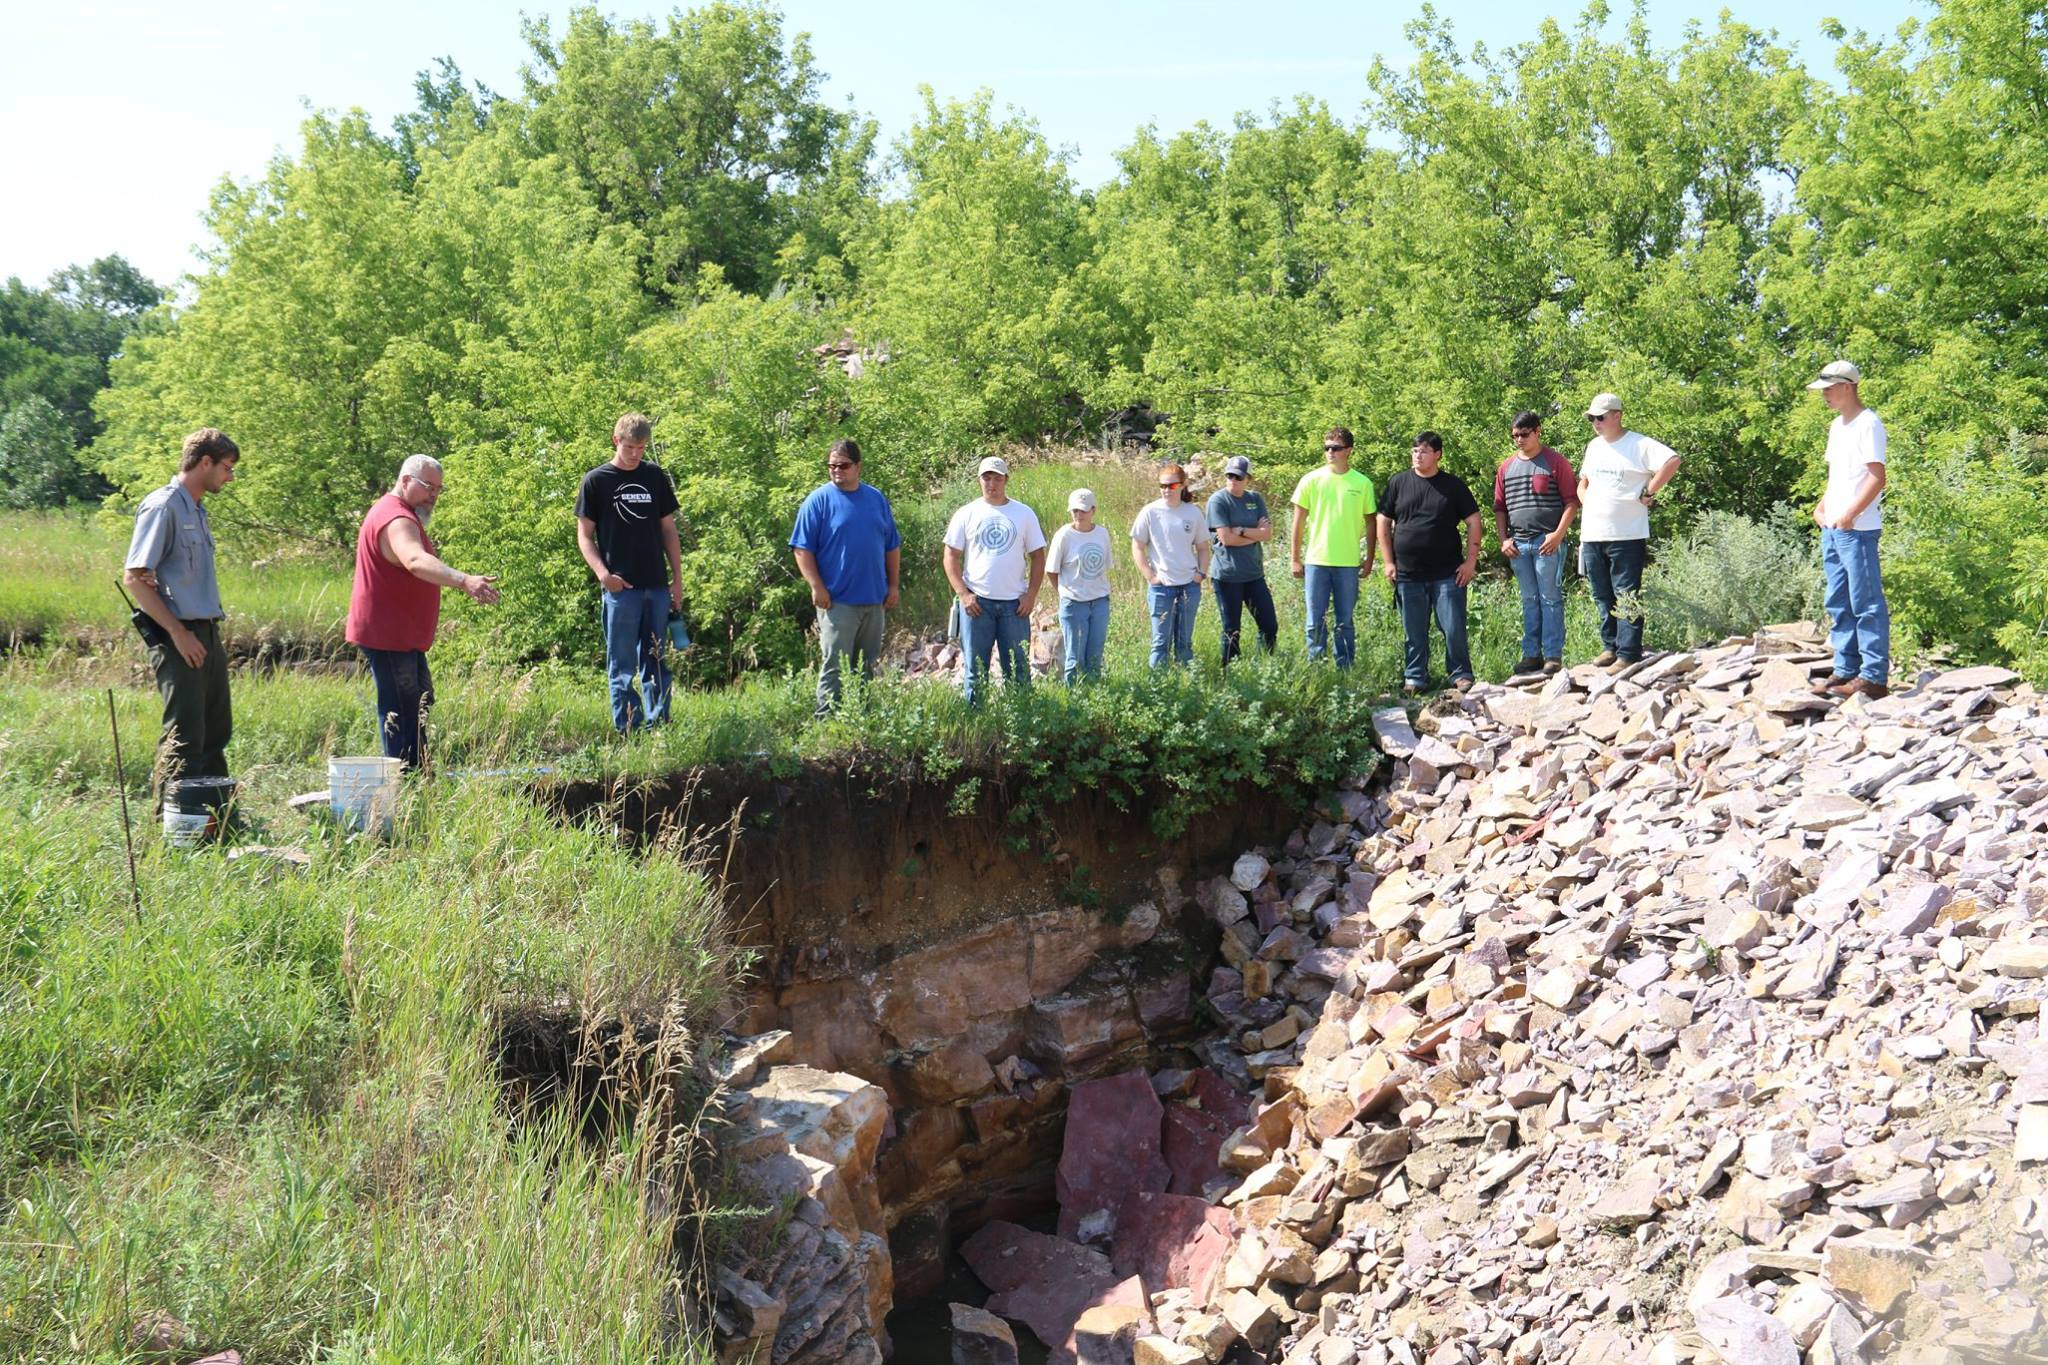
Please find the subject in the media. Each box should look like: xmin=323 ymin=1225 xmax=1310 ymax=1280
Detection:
xmin=1323 ymin=445 xmax=1349 ymax=453
xmin=1588 ymin=412 xmax=1616 ymax=422
xmin=827 ymin=462 xmax=855 ymax=470
xmin=1225 ymin=472 xmax=1247 ymax=479
xmin=1512 ymin=429 xmax=1538 ymax=438
xmin=1159 ymin=480 xmax=1183 ymax=489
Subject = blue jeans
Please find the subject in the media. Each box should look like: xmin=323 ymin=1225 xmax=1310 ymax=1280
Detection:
xmin=961 ymin=595 xmax=1030 ymax=704
xmin=1394 ymin=577 xmax=1472 ymax=688
xmin=1303 ymin=564 xmax=1360 ymax=668
xmin=1057 ymin=595 xmax=1109 ymax=683
xmin=601 ymin=587 xmax=672 ymax=732
xmin=1507 ymin=537 xmax=1566 ymax=661
xmin=362 ymin=646 xmax=433 ymax=769
xmin=1214 ymin=578 xmax=1277 ymax=665
xmin=1822 ymin=528 xmax=1889 ymax=685
xmin=1147 ymin=581 xmax=1201 ymax=667
xmin=1583 ymin=539 xmax=1647 ymax=662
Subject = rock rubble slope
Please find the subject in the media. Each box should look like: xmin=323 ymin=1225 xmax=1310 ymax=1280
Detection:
xmin=1139 ymin=630 xmax=2048 ymax=1365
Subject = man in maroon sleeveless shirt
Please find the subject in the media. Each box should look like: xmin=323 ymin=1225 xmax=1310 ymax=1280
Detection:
xmin=344 ymin=454 xmax=500 ymax=769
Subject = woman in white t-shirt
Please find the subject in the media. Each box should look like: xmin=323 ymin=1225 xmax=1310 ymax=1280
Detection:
xmin=1046 ymin=488 xmax=1114 ymax=682
xmin=1577 ymin=393 xmax=1680 ymax=667
xmin=1130 ymin=463 xmax=1211 ymax=668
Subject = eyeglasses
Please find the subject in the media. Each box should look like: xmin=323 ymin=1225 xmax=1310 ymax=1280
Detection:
xmin=1323 ymin=445 xmax=1349 ymax=453
xmin=405 ymin=474 xmax=443 ymax=493
xmin=827 ymin=462 xmax=855 ymax=471
xmin=1225 ymin=472 xmax=1247 ymax=479
xmin=1589 ymin=412 xmax=1615 ymax=422
xmin=1159 ymin=480 xmax=1183 ymax=489
xmin=1512 ymin=429 xmax=1538 ymax=439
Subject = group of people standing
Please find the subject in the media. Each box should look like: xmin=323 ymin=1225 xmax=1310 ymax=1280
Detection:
xmin=119 ymin=360 xmax=1890 ymax=794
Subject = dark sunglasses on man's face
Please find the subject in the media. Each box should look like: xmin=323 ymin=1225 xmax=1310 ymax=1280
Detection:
xmin=1226 ymin=472 xmax=1247 ymax=480
xmin=1512 ymin=429 xmax=1537 ymax=439
xmin=827 ymin=462 xmax=855 ymax=471
xmin=1324 ymin=445 xmax=1349 ymax=453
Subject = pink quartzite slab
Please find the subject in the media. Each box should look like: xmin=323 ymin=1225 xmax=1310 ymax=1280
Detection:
xmin=1056 ymin=1071 xmax=1170 ymax=1238
xmin=962 ymin=1221 xmax=1123 ymax=1365
xmin=1110 ymin=1191 xmax=1235 ymax=1303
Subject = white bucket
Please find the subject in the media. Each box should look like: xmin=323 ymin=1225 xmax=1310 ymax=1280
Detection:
xmin=328 ymin=756 xmax=404 ymax=836
xmin=163 ymin=808 xmax=212 ymax=848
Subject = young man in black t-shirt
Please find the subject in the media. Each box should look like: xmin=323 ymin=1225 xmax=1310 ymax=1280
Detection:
xmin=1376 ymin=431 xmax=1483 ymax=695
xmin=575 ymin=413 xmax=682 ymax=732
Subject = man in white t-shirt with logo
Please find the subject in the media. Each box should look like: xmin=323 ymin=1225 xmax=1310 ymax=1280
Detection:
xmin=1807 ymin=360 xmax=1891 ymax=700
xmin=1130 ymin=461 xmax=1210 ymax=667
xmin=1577 ymin=392 xmax=1681 ymax=669
xmin=942 ymin=455 xmax=1048 ymax=704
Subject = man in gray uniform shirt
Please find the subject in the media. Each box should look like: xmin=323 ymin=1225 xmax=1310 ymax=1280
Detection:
xmin=123 ymin=427 xmax=240 ymax=793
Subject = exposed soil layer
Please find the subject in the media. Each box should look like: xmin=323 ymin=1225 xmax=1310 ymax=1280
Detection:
xmin=549 ymin=761 xmax=1301 ymax=964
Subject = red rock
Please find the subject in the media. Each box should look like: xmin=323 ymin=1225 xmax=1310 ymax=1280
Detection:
xmin=1162 ymin=1103 xmax=1234 ymax=1198
xmin=1110 ymin=1191 xmax=1235 ymax=1303
xmin=1187 ymin=1068 xmax=1253 ymax=1129
xmin=1057 ymin=1072 xmax=1170 ymax=1238
xmin=964 ymin=1222 xmax=1122 ymax=1364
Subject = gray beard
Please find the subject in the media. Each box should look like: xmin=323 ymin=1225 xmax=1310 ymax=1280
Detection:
xmin=415 ymin=502 xmax=433 ymax=528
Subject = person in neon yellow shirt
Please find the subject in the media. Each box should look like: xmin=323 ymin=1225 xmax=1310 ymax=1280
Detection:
xmin=1288 ymin=426 xmax=1378 ymax=667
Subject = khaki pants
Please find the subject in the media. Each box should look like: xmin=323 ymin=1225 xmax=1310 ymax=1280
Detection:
xmin=816 ymin=602 xmax=885 ymax=712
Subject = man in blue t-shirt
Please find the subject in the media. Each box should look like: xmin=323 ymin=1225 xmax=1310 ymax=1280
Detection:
xmin=789 ymin=439 xmax=902 ymax=713
xmin=1206 ymin=454 xmax=1278 ymax=664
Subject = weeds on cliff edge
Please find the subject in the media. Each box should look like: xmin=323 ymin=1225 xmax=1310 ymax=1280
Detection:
xmin=0 ymin=773 xmax=730 ymax=1360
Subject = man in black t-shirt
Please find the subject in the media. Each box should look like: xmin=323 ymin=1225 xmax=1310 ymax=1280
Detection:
xmin=575 ymin=413 xmax=683 ymax=732
xmin=1376 ymin=431 xmax=1483 ymax=695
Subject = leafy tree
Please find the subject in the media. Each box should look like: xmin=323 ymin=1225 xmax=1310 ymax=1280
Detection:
xmin=846 ymin=89 xmax=1107 ymax=466
xmin=514 ymin=3 xmax=851 ymax=298
xmin=0 ymin=255 xmax=163 ymax=448
xmin=0 ymin=396 xmax=97 ymax=509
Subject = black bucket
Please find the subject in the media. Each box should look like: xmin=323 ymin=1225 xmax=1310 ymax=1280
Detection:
xmin=163 ymin=776 xmax=238 ymax=846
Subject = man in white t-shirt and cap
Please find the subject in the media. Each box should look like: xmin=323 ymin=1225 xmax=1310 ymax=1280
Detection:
xmin=1807 ymin=360 xmax=1891 ymax=700
xmin=1577 ymin=392 xmax=1681 ymax=668
xmin=943 ymin=455 xmax=1048 ymax=704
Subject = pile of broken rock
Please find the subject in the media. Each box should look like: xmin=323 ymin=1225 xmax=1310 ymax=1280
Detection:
xmin=959 ymin=629 xmax=2048 ymax=1364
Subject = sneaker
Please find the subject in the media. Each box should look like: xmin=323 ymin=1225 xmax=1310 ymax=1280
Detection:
xmin=1513 ymin=656 xmax=1543 ymax=676
xmin=1542 ymin=659 xmax=1563 ymax=674
xmin=1812 ymin=674 xmax=1853 ymax=695
xmin=1453 ymin=676 xmax=1474 ymax=693
xmin=1592 ymin=651 xmax=1618 ymax=668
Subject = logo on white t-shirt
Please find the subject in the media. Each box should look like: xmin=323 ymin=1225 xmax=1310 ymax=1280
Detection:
xmin=976 ymin=513 xmax=1018 ymax=554
xmin=1075 ymin=541 xmax=1108 ymax=579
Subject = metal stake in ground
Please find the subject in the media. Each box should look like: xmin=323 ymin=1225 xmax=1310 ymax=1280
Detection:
xmin=106 ymin=687 xmax=144 ymax=923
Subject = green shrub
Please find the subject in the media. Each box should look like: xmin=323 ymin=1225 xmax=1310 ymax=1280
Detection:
xmin=1883 ymin=433 xmax=2048 ymax=665
xmin=1643 ymin=507 xmax=1821 ymax=650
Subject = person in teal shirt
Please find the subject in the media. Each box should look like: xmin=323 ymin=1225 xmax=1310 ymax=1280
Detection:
xmin=1206 ymin=455 xmax=1277 ymax=663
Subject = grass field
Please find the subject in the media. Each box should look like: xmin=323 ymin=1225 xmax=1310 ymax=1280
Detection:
xmin=0 ymin=458 xmax=1611 ymax=1359
xmin=0 ymin=510 xmax=351 ymax=655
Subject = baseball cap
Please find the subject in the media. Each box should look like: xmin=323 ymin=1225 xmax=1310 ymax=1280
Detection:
xmin=1222 ymin=455 xmax=1251 ymax=477
xmin=1585 ymin=393 xmax=1624 ymax=418
xmin=1806 ymin=360 xmax=1861 ymax=390
xmin=1067 ymin=488 xmax=1097 ymax=512
xmin=977 ymin=456 xmax=1011 ymax=477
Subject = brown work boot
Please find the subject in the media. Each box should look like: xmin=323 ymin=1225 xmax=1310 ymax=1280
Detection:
xmin=1812 ymin=674 xmax=1853 ymax=695
xmin=1592 ymin=651 xmax=1617 ymax=668
xmin=1840 ymin=678 xmax=1890 ymax=700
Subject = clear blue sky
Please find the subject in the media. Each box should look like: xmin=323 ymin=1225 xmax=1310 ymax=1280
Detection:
xmin=1 ymin=0 xmax=1924 ymax=289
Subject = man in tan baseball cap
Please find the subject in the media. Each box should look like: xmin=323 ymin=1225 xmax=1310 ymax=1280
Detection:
xmin=1807 ymin=360 xmax=1890 ymax=700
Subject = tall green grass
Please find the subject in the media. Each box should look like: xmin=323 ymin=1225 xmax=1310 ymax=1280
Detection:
xmin=0 ymin=509 xmax=350 ymax=653
xmin=0 ymin=772 xmax=734 ymax=1359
